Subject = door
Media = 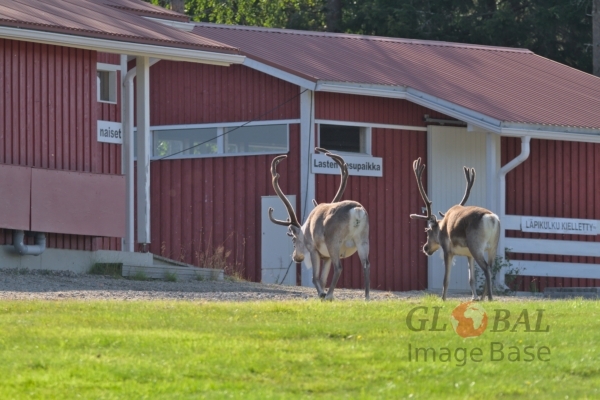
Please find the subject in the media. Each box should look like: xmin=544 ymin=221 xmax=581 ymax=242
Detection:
xmin=427 ymin=126 xmax=488 ymax=291
xmin=261 ymin=195 xmax=296 ymax=285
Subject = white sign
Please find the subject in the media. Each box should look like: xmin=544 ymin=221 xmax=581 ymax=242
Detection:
xmin=97 ymin=120 xmax=123 ymax=144
xmin=521 ymin=216 xmax=599 ymax=235
xmin=311 ymin=153 xmax=383 ymax=177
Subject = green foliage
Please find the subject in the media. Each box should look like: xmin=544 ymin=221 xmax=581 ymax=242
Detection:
xmin=476 ymin=248 xmax=522 ymax=295
xmin=130 ymin=271 xmax=149 ymax=281
xmin=0 ymin=300 xmax=599 ymax=397
xmin=163 ymin=271 xmax=178 ymax=282
xmin=88 ymin=263 xmax=123 ymax=277
xmin=342 ymin=0 xmax=593 ymax=73
xmin=186 ymin=0 xmax=325 ymax=30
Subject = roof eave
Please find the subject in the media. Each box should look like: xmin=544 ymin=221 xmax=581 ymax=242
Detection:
xmin=317 ymin=81 xmax=600 ymax=142
xmin=0 ymin=26 xmax=245 ymax=66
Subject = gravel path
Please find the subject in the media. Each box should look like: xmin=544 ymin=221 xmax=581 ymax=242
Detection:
xmin=0 ymin=268 xmax=533 ymax=302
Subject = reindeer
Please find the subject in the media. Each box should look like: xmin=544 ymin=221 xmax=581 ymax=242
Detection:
xmin=268 ymin=148 xmax=370 ymax=300
xmin=409 ymin=158 xmax=500 ymax=301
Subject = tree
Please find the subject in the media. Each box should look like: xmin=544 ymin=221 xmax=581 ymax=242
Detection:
xmin=594 ymin=0 xmax=600 ymax=75
xmin=172 ymin=0 xmax=185 ymax=13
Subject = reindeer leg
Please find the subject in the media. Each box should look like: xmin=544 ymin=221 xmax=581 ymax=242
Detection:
xmin=467 ymin=256 xmax=478 ymax=301
xmin=442 ymin=252 xmax=454 ymax=301
xmin=324 ymin=255 xmax=342 ymax=301
xmin=473 ymin=254 xmax=493 ymax=301
xmin=320 ymin=258 xmax=332 ymax=290
xmin=307 ymin=251 xmax=325 ymax=298
xmin=357 ymin=243 xmax=370 ymax=301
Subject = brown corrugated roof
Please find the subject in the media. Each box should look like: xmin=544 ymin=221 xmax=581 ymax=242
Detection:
xmin=0 ymin=0 xmax=238 ymax=53
xmin=192 ymin=23 xmax=600 ymax=130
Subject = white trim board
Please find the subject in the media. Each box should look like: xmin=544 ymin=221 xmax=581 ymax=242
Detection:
xmin=513 ymin=260 xmax=600 ymax=280
xmin=243 ymin=58 xmax=317 ymax=91
xmin=504 ymin=237 xmax=600 ymax=258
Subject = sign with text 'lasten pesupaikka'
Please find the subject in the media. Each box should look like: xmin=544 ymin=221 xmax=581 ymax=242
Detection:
xmin=521 ymin=216 xmax=599 ymax=235
xmin=310 ymin=153 xmax=383 ymax=177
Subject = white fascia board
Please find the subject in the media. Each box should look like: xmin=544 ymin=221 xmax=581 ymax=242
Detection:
xmin=143 ymin=17 xmax=195 ymax=32
xmin=499 ymin=127 xmax=600 ymax=143
xmin=243 ymin=58 xmax=317 ymax=90
xmin=404 ymin=87 xmax=504 ymax=132
xmin=316 ymin=82 xmax=409 ymax=99
xmin=0 ymin=26 xmax=245 ymax=66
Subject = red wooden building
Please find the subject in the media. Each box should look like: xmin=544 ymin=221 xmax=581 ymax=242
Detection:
xmin=141 ymin=24 xmax=600 ymax=293
xmin=2 ymin=1 xmax=600 ymax=294
xmin=0 ymin=0 xmax=243 ymax=271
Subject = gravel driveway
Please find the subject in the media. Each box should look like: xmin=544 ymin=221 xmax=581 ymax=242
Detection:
xmin=0 ymin=268 xmax=531 ymax=302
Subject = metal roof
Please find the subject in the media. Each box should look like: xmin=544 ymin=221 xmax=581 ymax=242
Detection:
xmin=192 ymin=23 xmax=600 ymax=131
xmin=0 ymin=0 xmax=238 ymax=53
xmin=101 ymin=0 xmax=189 ymax=22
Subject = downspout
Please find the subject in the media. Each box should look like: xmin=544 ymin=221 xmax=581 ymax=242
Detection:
xmin=13 ymin=230 xmax=46 ymax=256
xmin=497 ymin=135 xmax=530 ymax=289
xmin=121 ymin=57 xmax=159 ymax=252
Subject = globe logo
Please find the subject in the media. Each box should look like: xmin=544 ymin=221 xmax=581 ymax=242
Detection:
xmin=450 ymin=302 xmax=488 ymax=338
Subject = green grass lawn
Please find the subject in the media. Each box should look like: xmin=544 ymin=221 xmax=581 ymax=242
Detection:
xmin=0 ymin=297 xmax=598 ymax=399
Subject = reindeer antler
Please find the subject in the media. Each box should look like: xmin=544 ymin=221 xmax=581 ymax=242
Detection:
xmin=315 ymin=147 xmax=349 ymax=203
xmin=409 ymin=158 xmax=433 ymax=221
xmin=268 ymin=155 xmax=301 ymax=228
xmin=459 ymin=166 xmax=476 ymax=206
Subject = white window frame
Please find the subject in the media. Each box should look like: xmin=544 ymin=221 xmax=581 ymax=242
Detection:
xmin=148 ymin=119 xmax=299 ymax=160
xmin=97 ymin=62 xmax=119 ymax=104
xmin=316 ymin=120 xmax=373 ymax=156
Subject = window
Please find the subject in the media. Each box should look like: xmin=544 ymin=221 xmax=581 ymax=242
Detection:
xmin=97 ymin=63 xmax=118 ymax=103
xmin=153 ymin=128 xmax=218 ymax=158
xmin=319 ymin=124 xmax=370 ymax=154
xmin=225 ymin=125 xmax=287 ymax=155
xmin=149 ymin=123 xmax=289 ymax=159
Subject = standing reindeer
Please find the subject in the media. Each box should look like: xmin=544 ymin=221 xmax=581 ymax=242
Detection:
xmin=409 ymin=158 xmax=500 ymax=301
xmin=268 ymin=148 xmax=370 ymax=300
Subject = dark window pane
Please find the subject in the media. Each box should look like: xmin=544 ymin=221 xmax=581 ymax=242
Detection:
xmin=320 ymin=125 xmax=360 ymax=153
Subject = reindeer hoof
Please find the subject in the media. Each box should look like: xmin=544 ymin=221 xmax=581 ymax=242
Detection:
xmin=319 ymin=292 xmax=326 ymax=299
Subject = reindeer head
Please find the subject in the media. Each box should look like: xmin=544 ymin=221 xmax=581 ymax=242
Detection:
xmin=409 ymin=158 xmax=475 ymax=256
xmin=268 ymin=149 xmax=349 ymax=263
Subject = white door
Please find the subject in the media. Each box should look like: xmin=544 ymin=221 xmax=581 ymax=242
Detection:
xmin=261 ymin=195 xmax=296 ymax=285
xmin=427 ymin=126 xmax=488 ymax=291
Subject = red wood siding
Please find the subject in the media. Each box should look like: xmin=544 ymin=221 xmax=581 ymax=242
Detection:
xmin=0 ymin=40 xmax=121 ymax=250
xmin=315 ymin=92 xmax=453 ymax=125
xmin=314 ymin=93 xmax=446 ymax=291
xmin=503 ymin=137 xmax=600 ymax=291
xmin=150 ymin=126 xmax=301 ymax=282
xmin=148 ymin=62 xmax=299 ymax=125
xmin=146 ymin=62 xmax=300 ymax=280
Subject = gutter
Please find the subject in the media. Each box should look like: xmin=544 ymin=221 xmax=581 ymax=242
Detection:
xmin=497 ymin=136 xmax=531 ymax=290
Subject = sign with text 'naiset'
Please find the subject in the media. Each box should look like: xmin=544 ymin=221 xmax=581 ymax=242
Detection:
xmin=310 ymin=153 xmax=383 ymax=177
xmin=521 ymin=216 xmax=599 ymax=235
xmin=97 ymin=120 xmax=123 ymax=144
